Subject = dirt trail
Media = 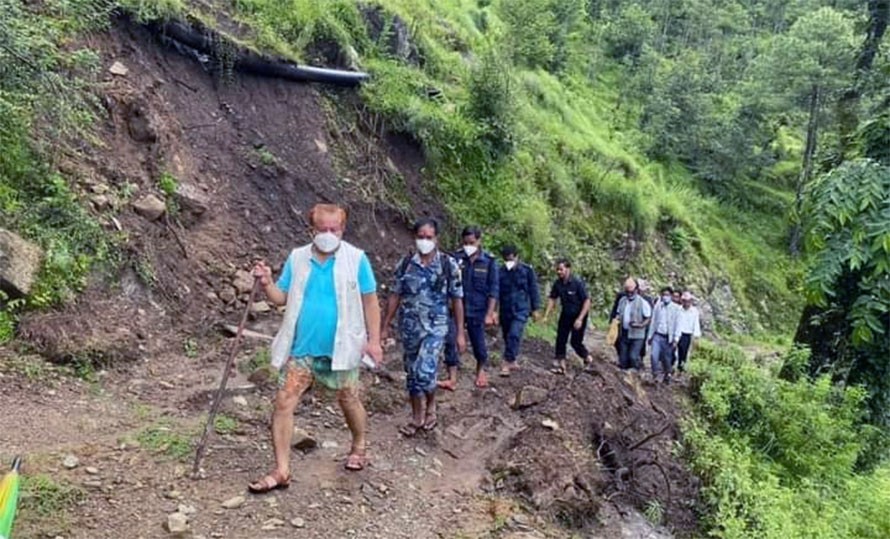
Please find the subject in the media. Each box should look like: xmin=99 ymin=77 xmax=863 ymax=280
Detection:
xmin=2 ymin=326 xmax=696 ymax=539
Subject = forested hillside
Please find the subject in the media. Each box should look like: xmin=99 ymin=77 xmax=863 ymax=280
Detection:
xmin=1 ymin=0 xmax=888 ymax=537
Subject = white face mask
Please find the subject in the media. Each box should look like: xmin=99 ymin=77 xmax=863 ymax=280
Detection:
xmin=505 ymin=260 xmax=517 ymax=270
xmin=313 ymin=231 xmax=341 ymax=253
xmin=463 ymin=245 xmax=478 ymax=257
xmin=416 ymin=238 xmax=436 ymax=255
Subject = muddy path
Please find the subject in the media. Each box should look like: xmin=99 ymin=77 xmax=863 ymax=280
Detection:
xmin=1 ymin=327 xmax=698 ymax=539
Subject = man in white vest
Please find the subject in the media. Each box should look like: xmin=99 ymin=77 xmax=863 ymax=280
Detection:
xmin=248 ymin=203 xmax=382 ymax=493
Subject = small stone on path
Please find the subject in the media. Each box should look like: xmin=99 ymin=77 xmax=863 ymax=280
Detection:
xmin=541 ymin=418 xmax=560 ymax=430
xmin=85 ymin=466 xmax=99 ymax=475
xmin=293 ymin=427 xmax=318 ymax=451
xmin=321 ymin=440 xmax=339 ymax=449
xmin=290 ymin=517 xmax=306 ymax=528
xmin=512 ymin=385 xmax=549 ymax=409
xmin=261 ymin=518 xmax=286 ymax=530
xmin=62 ymin=455 xmax=79 ymax=469
xmin=221 ymin=495 xmax=245 ymax=509
xmin=109 ymin=61 xmax=129 ymax=76
xmin=166 ymin=512 xmax=189 ymax=535
xmin=167 ymin=512 xmax=189 ymax=535
xmin=232 ymin=395 xmax=248 ymax=407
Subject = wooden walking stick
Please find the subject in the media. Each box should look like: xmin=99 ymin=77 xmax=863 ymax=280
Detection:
xmin=192 ymin=277 xmax=261 ymax=478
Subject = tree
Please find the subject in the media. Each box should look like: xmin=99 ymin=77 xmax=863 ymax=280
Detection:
xmin=795 ymin=158 xmax=890 ymax=466
xmin=758 ymin=7 xmax=858 ymax=254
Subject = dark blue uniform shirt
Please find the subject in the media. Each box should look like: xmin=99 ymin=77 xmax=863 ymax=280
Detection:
xmin=453 ymin=250 xmax=500 ymax=319
xmin=498 ymin=262 xmax=541 ymax=322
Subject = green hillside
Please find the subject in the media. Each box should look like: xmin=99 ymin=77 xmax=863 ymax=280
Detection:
xmin=124 ymin=0 xmax=820 ymax=334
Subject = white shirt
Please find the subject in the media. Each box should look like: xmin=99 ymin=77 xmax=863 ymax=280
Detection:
xmin=674 ymin=306 xmax=702 ymax=340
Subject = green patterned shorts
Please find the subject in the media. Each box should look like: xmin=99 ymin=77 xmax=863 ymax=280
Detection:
xmin=278 ymin=356 xmax=360 ymax=391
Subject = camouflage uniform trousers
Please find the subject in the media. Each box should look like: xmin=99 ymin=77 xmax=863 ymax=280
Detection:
xmin=400 ymin=316 xmax=447 ymax=396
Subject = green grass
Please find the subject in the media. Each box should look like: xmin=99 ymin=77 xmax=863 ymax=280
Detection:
xmin=20 ymin=474 xmax=86 ymax=517
xmin=213 ymin=414 xmax=239 ymax=435
xmin=137 ymin=422 xmax=194 ymax=460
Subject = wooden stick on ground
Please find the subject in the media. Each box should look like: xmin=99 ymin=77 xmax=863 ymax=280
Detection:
xmin=192 ymin=278 xmax=261 ymax=478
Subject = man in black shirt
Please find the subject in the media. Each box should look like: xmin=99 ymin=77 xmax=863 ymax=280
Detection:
xmin=543 ymin=258 xmax=592 ymax=374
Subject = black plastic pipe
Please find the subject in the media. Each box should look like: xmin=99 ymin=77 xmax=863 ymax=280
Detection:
xmin=153 ymin=19 xmax=370 ymax=86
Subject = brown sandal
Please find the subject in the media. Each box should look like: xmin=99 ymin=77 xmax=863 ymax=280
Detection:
xmin=248 ymin=470 xmax=291 ymax=494
xmin=345 ymin=452 xmax=368 ymax=471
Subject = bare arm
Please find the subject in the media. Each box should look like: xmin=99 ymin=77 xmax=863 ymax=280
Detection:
xmin=452 ymin=297 xmax=465 ymax=331
xmin=263 ymin=282 xmax=286 ymax=306
xmin=544 ymin=298 xmax=557 ymax=320
xmin=253 ymin=261 xmax=286 ymax=305
xmin=381 ymin=293 xmax=401 ymax=338
xmin=362 ymin=293 xmax=382 ymax=345
xmin=576 ymin=298 xmax=591 ymax=324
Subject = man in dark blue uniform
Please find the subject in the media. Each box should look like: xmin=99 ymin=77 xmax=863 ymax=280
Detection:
xmin=440 ymin=226 xmax=499 ymax=389
xmin=496 ymin=244 xmax=541 ymax=377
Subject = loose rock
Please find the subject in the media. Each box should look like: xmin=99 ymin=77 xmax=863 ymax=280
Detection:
xmin=251 ymin=301 xmax=271 ymax=313
xmin=132 ymin=194 xmax=166 ymax=221
xmin=290 ymin=517 xmax=306 ymax=528
xmin=0 ymin=228 xmax=43 ymax=297
xmin=90 ymin=194 xmax=111 ymax=211
xmin=232 ymin=395 xmax=248 ymax=407
xmin=261 ymin=518 xmax=286 ymax=530
xmin=166 ymin=511 xmax=189 ymax=535
xmin=321 ymin=440 xmax=339 ymax=449
xmin=293 ymin=427 xmax=318 ymax=451
xmin=221 ymin=495 xmax=245 ymax=509
xmin=175 ymin=182 xmax=210 ymax=216
xmin=231 ymin=270 xmax=254 ymax=294
xmin=85 ymin=466 xmax=100 ymax=475
xmin=218 ymin=286 xmax=237 ymax=304
xmin=541 ymin=419 xmax=560 ymax=430
xmin=62 ymin=455 xmax=79 ymax=469
xmin=512 ymin=386 xmax=549 ymax=409
xmin=109 ymin=61 xmax=129 ymax=76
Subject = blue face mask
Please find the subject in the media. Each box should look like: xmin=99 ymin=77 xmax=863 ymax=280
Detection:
xmin=662 ymin=295 xmax=671 ymax=304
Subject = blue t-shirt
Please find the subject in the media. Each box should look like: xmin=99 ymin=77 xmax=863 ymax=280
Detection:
xmin=276 ymin=251 xmax=377 ymax=358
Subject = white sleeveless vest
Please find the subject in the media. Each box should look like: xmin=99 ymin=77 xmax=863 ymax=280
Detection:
xmin=269 ymin=241 xmax=367 ymax=371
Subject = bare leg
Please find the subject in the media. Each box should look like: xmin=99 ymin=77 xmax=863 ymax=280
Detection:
xmin=437 ymin=366 xmax=459 ymax=391
xmin=270 ymin=366 xmax=311 ymax=477
xmin=337 ymin=386 xmax=367 ymax=454
xmin=423 ymin=390 xmax=437 ymax=428
xmin=410 ymin=394 xmax=424 ymax=426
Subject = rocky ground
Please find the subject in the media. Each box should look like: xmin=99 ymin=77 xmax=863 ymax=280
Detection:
xmin=1 ymin=326 xmax=697 ymax=539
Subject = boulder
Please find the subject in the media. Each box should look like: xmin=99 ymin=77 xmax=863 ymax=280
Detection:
xmin=512 ymin=386 xmax=549 ymax=409
xmin=175 ymin=182 xmax=210 ymax=216
xmin=132 ymin=195 xmax=166 ymax=221
xmin=0 ymin=228 xmax=43 ymax=297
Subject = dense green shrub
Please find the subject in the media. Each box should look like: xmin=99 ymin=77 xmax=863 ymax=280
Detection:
xmin=685 ymin=342 xmax=890 ymax=538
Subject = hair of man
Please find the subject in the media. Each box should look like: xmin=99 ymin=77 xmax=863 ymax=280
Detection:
xmin=413 ymin=217 xmax=439 ymax=235
xmin=309 ymin=203 xmax=347 ymax=228
xmin=461 ymin=226 xmax=482 ymax=240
